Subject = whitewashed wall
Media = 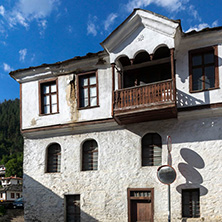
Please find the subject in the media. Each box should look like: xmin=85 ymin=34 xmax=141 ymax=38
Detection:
xmin=176 ymin=33 xmax=222 ymax=108
xmin=21 ymin=68 xmax=112 ymax=129
xmin=23 ymin=112 xmax=222 ymax=222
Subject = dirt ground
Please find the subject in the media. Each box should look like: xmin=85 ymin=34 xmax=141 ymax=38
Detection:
xmin=0 ymin=209 xmax=24 ymax=222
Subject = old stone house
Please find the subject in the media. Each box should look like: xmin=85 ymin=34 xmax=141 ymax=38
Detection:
xmin=0 ymin=176 xmax=22 ymax=202
xmin=10 ymin=9 xmax=222 ymax=222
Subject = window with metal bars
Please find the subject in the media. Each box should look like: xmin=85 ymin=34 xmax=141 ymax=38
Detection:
xmin=142 ymin=133 xmax=162 ymax=166
xmin=189 ymin=46 xmax=218 ymax=92
xmin=77 ymin=72 xmax=98 ymax=108
xmin=40 ymin=80 xmax=58 ymax=114
xmin=82 ymin=140 xmax=98 ymax=171
xmin=46 ymin=143 xmax=61 ymax=173
xmin=182 ymin=189 xmax=200 ymax=218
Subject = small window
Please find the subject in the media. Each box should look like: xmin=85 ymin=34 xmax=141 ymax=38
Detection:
xmin=189 ymin=46 xmax=218 ymax=92
xmin=11 ymin=193 xmax=15 ymax=198
xmin=182 ymin=189 xmax=200 ymax=218
xmin=142 ymin=133 xmax=162 ymax=166
xmin=39 ymin=79 xmax=59 ymax=114
xmin=82 ymin=140 xmax=98 ymax=171
xmin=77 ymin=72 xmax=98 ymax=108
xmin=16 ymin=193 xmax=20 ymax=198
xmin=0 ymin=193 xmax=3 ymax=198
xmin=46 ymin=143 xmax=61 ymax=173
xmin=65 ymin=195 xmax=80 ymax=222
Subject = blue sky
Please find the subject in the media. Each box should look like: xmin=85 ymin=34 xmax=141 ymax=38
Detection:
xmin=0 ymin=0 xmax=221 ymax=102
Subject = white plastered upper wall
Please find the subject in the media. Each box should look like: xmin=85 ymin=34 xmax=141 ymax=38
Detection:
xmin=101 ymin=9 xmax=181 ymax=63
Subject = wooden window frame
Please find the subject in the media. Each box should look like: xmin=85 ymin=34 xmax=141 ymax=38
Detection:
xmin=182 ymin=189 xmax=200 ymax=218
xmin=77 ymin=71 xmax=99 ymax=110
xmin=82 ymin=139 xmax=98 ymax=171
xmin=127 ymin=188 xmax=154 ymax=222
xmin=189 ymin=45 xmax=219 ymax=93
xmin=142 ymin=133 xmax=162 ymax=167
xmin=46 ymin=143 xmax=61 ymax=173
xmin=39 ymin=78 xmax=59 ymax=115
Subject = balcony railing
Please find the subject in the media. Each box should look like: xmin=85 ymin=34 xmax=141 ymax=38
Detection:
xmin=114 ymin=79 xmax=175 ymax=110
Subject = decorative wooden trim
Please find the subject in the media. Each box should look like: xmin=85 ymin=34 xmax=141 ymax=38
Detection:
xmin=127 ymin=188 xmax=154 ymax=222
xmin=118 ymin=70 xmax=122 ymax=90
xmin=19 ymin=84 xmax=22 ymax=130
xmin=170 ymin=48 xmax=176 ymax=103
xmin=21 ymin=118 xmax=115 ymax=134
xmin=189 ymin=45 xmax=219 ymax=93
xmin=214 ymin=45 xmax=219 ymax=88
xmin=111 ymin=63 xmax=115 ymax=117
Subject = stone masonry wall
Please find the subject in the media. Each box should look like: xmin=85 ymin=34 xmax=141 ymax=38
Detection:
xmin=23 ymin=113 xmax=222 ymax=222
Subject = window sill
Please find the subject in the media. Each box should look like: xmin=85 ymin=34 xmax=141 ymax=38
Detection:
xmin=78 ymin=105 xmax=100 ymax=110
xmin=190 ymin=87 xmax=219 ymax=93
xmin=39 ymin=112 xmax=59 ymax=116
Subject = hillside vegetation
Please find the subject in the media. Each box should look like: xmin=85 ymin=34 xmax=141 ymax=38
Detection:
xmin=0 ymin=99 xmax=23 ymax=178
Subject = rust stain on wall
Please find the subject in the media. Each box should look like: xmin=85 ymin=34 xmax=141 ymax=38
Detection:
xmin=66 ymin=75 xmax=80 ymax=122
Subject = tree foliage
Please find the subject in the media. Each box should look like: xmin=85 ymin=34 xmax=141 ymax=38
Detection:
xmin=0 ymin=99 xmax=23 ymax=177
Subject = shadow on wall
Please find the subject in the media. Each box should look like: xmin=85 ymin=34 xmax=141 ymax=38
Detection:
xmin=176 ymin=89 xmax=210 ymax=107
xmin=176 ymin=148 xmax=208 ymax=196
xmin=23 ymin=174 xmax=98 ymax=222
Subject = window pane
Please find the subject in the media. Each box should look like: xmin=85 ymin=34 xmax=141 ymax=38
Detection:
xmin=52 ymin=104 xmax=57 ymax=113
xmin=83 ymin=88 xmax=88 ymax=98
xmin=44 ymin=105 xmax=50 ymax=114
xmin=43 ymin=85 xmax=50 ymax=94
xmin=80 ymin=77 xmax=88 ymax=86
xmin=192 ymin=55 xmax=202 ymax=66
xmin=44 ymin=96 xmax=50 ymax=105
xmin=90 ymin=87 xmax=97 ymax=97
xmin=192 ymin=68 xmax=203 ymax=91
xmin=51 ymin=94 xmax=57 ymax=104
xmin=90 ymin=76 xmax=96 ymax=85
xmin=51 ymin=84 xmax=57 ymax=93
xmin=204 ymin=53 xmax=214 ymax=64
xmin=90 ymin=97 xmax=97 ymax=106
xmin=205 ymin=66 xmax=215 ymax=89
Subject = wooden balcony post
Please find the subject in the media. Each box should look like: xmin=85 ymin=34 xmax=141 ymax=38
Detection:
xmin=111 ymin=63 xmax=115 ymax=116
xmin=170 ymin=48 xmax=176 ymax=102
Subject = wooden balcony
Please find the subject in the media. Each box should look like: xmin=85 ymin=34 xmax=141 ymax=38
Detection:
xmin=113 ymin=79 xmax=177 ymax=124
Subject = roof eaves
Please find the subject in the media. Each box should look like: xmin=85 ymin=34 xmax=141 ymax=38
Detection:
xmin=183 ymin=26 xmax=222 ymax=36
xmin=10 ymin=50 xmax=105 ymax=77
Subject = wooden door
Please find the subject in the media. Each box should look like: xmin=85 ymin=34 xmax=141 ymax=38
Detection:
xmin=131 ymin=200 xmax=152 ymax=222
xmin=128 ymin=188 xmax=154 ymax=222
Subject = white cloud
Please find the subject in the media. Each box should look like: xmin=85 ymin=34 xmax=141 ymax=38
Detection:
xmin=186 ymin=20 xmax=219 ymax=33
xmin=125 ymin=0 xmax=187 ymax=13
xmin=19 ymin=48 xmax=27 ymax=62
xmin=38 ymin=19 xmax=47 ymax=36
xmin=0 ymin=5 xmax=5 ymax=16
xmin=186 ymin=23 xmax=209 ymax=33
xmin=3 ymin=63 xmax=13 ymax=72
xmin=104 ymin=13 xmax=118 ymax=31
xmin=87 ymin=16 xmax=98 ymax=36
xmin=1 ymin=0 xmax=59 ymax=33
xmin=188 ymin=5 xmax=201 ymax=22
xmin=67 ymin=25 xmax=73 ymax=33
xmin=212 ymin=20 xmax=218 ymax=27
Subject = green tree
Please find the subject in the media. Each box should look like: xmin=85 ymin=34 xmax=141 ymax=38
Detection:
xmin=0 ymin=99 xmax=23 ymax=177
